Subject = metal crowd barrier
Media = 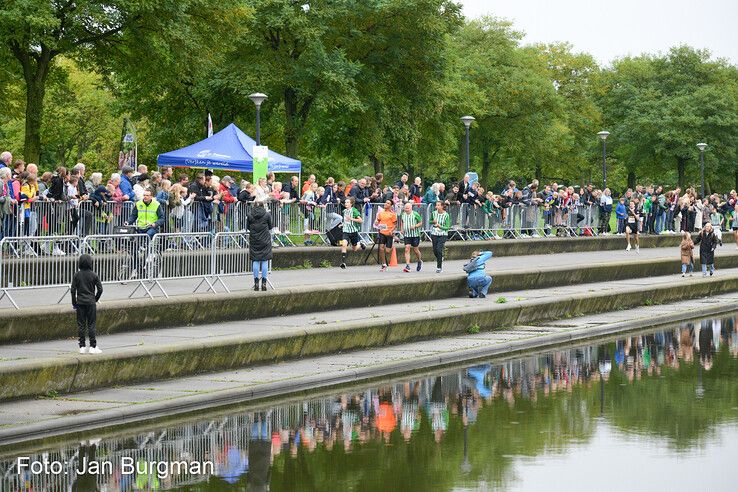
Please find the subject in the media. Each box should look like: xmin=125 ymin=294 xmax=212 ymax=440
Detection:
xmin=0 ymin=235 xmax=80 ymax=308
xmin=80 ymin=233 xmax=156 ymax=298
xmin=3 ymin=199 xmax=615 ymax=248
xmin=212 ymin=231 xmax=250 ymax=292
xmin=150 ymin=232 xmax=217 ymax=297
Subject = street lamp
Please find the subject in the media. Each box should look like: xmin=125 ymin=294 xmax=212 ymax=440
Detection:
xmin=461 ymin=116 xmax=475 ymax=174
xmin=697 ymin=143 xmax=707 ymax=196
xmin=597 ymin=131 xmax=610 ymax=189
xmin=248 ymin=93 xmax=268 ymax=145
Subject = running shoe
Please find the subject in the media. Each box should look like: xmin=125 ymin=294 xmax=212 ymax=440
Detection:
xmin=403 ymin=265 xmax=411 ymax=273
xmin=340 ymin=263 xmax=346 ymax=269
xmin=416 ymin=260 xmax=422 ymax=272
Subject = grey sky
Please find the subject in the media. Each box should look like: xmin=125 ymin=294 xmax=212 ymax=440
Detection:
xmin=460 ymin=0 xmax=738 ymax=65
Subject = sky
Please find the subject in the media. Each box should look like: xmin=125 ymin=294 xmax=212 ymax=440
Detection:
xmin=459 ymin=0 xmax=738 ymax=65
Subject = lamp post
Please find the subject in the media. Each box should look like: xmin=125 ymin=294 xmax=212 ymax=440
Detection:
xmin=697 ymin=143 xmax=707 ymax=196
xmin=461 ymin=116 xmax=475 ymax=174
xmin=248 ymin=93 xmax=268 ymax=145
xmin=597 ymin=131 xmax=610 ymax=189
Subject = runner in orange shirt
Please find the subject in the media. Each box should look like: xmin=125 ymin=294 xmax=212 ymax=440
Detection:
xmin=373 ymin=199 xmax=397 ymax=271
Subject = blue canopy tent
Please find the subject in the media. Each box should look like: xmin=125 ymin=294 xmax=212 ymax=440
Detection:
xmin=156 ymin=123 xmax=301 ymax=175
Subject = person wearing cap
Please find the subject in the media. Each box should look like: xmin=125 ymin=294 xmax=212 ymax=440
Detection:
xmin=119 ymin=166 xmax=134 ymax=201
xmin=133 ymin=173 xmax=149 ymax=201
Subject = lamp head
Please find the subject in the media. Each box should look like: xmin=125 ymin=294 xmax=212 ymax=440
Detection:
xmin=696 ymin=143 xmax=707 ymax=152
xmin=597 ymin=131 xmax=610 ymax=141
xmin=248 ymin=93 xmax=268 ymax=108
xmin=460 ymin=116 xmax=475 ymax=128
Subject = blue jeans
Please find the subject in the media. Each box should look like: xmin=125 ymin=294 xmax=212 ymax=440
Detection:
xmin=252 ymin=260 xmax=268 ymax=279
xmin=136 ymin=227 xmax=157 ymax=239
xmin=701 ymin=263 xmax=714 ymax=275
xmin=681 ymin=262 xmax=693 ymax=274
xmin=468 ymin=275 xmax=492 ymax=297
xmin=655 ymin=214 xmax=665 ymax=234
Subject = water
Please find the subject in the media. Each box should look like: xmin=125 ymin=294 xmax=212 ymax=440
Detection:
xmin=3 ymin=315 xmax=738 ymax=491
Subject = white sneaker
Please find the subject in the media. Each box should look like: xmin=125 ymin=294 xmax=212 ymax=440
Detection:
xmin=635 ymin=245 xmax=640 ymax=253
xmin=52 ymin=246 xmax=66 ymax=256
xmin=79 ymin=347 xmax=87 ymax=354
xmin=436 ymin=268 xmax=442 ymax=273
xmin=626 ymin=244 xmax=631 ymax=251
xmin=89 ymin=347 xmax=102 ymax=354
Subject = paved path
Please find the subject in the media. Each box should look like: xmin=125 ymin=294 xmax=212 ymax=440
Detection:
xmin=0 ymin=266 xmax=735 ymax=365
xmin=1 ymin=292 xmax=736 ymax=444
xmin=4 ymin=245 xmax=738 ymax=309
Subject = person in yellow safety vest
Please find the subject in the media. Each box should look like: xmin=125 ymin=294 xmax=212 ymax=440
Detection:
xmin=126 ymin=189 xmax=164 ymax=239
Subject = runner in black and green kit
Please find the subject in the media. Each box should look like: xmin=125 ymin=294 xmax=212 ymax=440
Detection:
xmin=340 ymin=197 xmax=364 ymax=269
xmin=400 ymin=202 xmax=423 ymax=272
xmin=431 ymin=201 xmax=451 ymax=273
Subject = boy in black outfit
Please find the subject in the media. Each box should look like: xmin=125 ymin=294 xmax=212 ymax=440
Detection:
xmin=71 ymin=254 xmax=103 ymax=354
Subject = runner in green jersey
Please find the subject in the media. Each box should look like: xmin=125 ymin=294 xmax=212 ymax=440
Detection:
xmin=400 ymin=202 xmax=423 ymax=272
xmin=340 ymin=197 xmax=364 ymax=269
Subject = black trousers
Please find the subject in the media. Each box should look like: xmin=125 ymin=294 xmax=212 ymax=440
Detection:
xmin=77 ymin=304 xmax=97 ymax=348
xmin=431 ymin=234 xmax=447 ymax=269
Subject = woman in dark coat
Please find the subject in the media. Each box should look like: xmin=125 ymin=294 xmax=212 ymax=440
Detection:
xmin=694 ymin=222 xmax=719 ymax=276
xmin=247 ymin=202 xmax=273 ymax=291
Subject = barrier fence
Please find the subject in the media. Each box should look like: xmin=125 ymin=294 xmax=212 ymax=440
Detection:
xmin=0 ymin=231 xmax=253 ymax=308
xmin=5 ymin=200 xmax=617 ymax=243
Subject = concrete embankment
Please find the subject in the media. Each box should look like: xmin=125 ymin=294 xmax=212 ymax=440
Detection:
xmin=1 ymin=270 xmax=737 ymax=400
xmin=274 ymin=232 xmax=732 ymax=268
xmin=4 ymin=233 xmax=731 ymax=281
xmin=3 ymin=253 xmax=738 ymax=344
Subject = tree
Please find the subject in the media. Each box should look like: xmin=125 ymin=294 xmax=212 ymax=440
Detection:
xmin=599 ymin=47 xmax=738 ymax=191
xmin=0 ymin=0 xmax=222 ymax=163
xmin=440 ymin=18 xmax=567 ymax=187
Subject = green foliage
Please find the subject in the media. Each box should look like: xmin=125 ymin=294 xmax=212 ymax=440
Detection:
xmin=495 ymin=296 xmax=507 ymax=304
xmin=467 ymin=324 xmax=480 ymax=334
xmin=597 ymin=46 xmax=738 ymax=191
xmin=1 ymin=4 xmax=736 ymax=193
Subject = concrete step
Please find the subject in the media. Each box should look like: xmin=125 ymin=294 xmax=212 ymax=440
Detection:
xmin=273 ymin=231 xmax=735 ymax=268
xmin=2 ymin=291 xmax=735 ymax=448
xmin=3 ymin=248 xmax=738 ymax=343
xmin=0 ymin=268 xmax=737 ymax=400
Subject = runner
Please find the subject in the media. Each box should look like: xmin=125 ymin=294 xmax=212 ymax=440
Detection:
xmin=430 ymin=201 xmax=450 ymax=273
xmin=625 ymin=200 xmax=640 ymax=253
xmin=373 ymin=199 xmax=397 ymax=271
xmin=339 ymin=197 xmax=364 ymax=269
xmin=400 ymin=203 xmax=423 ymax=272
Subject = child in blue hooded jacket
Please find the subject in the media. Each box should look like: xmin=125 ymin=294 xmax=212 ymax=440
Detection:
xmin=464 ymin=250 xmax=493 ymax=298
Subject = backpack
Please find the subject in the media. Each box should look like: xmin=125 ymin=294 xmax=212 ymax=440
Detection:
xmin=463 ymin=256 xmax=480 ymax=274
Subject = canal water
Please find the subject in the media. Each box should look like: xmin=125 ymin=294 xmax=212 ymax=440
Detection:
xmin=3 ymin=314 xmax=738 ymax=491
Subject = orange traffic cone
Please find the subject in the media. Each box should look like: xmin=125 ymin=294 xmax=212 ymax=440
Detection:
xmin=389 ymin=246 xmax=398 ymax=267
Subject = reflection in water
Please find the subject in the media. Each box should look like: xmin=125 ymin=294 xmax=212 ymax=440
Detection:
xmin=3 ymin=315 xmax=738 ymax=491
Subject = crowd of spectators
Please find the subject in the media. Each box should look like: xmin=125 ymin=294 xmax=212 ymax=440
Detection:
xmin=1 ymin=149 xmax=737 ymax=243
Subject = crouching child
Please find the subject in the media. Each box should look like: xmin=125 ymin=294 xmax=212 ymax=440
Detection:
xmin=71 ymin=254 xmax=103 ymax=354
xmin=464 ymin=250 xmax=493 ymax=299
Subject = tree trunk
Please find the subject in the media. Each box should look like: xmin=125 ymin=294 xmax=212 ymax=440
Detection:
xmin=627 ymin=170 xmax=636 ymax=190
xmin=369 ymin=154 xmax=382 ymax=175
xmin=481 ymin=145 xmax=490 ymax=187
xmin=283 ymin=88 xmax=301 ymax=158
xmin=17 ymin=47 xmax=53 ymax=164
xmin=24 ymin=79 xmax=46 ymax=164
xmin=677 ymin=157 xmax=687 ymax=189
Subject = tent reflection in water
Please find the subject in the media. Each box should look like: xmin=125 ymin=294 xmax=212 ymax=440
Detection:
xmin=156 ymin=123 xmax=301 ymax=176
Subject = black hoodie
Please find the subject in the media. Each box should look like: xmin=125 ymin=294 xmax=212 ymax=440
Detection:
xmin=71 ymin=254 xmax=103 ymax=306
